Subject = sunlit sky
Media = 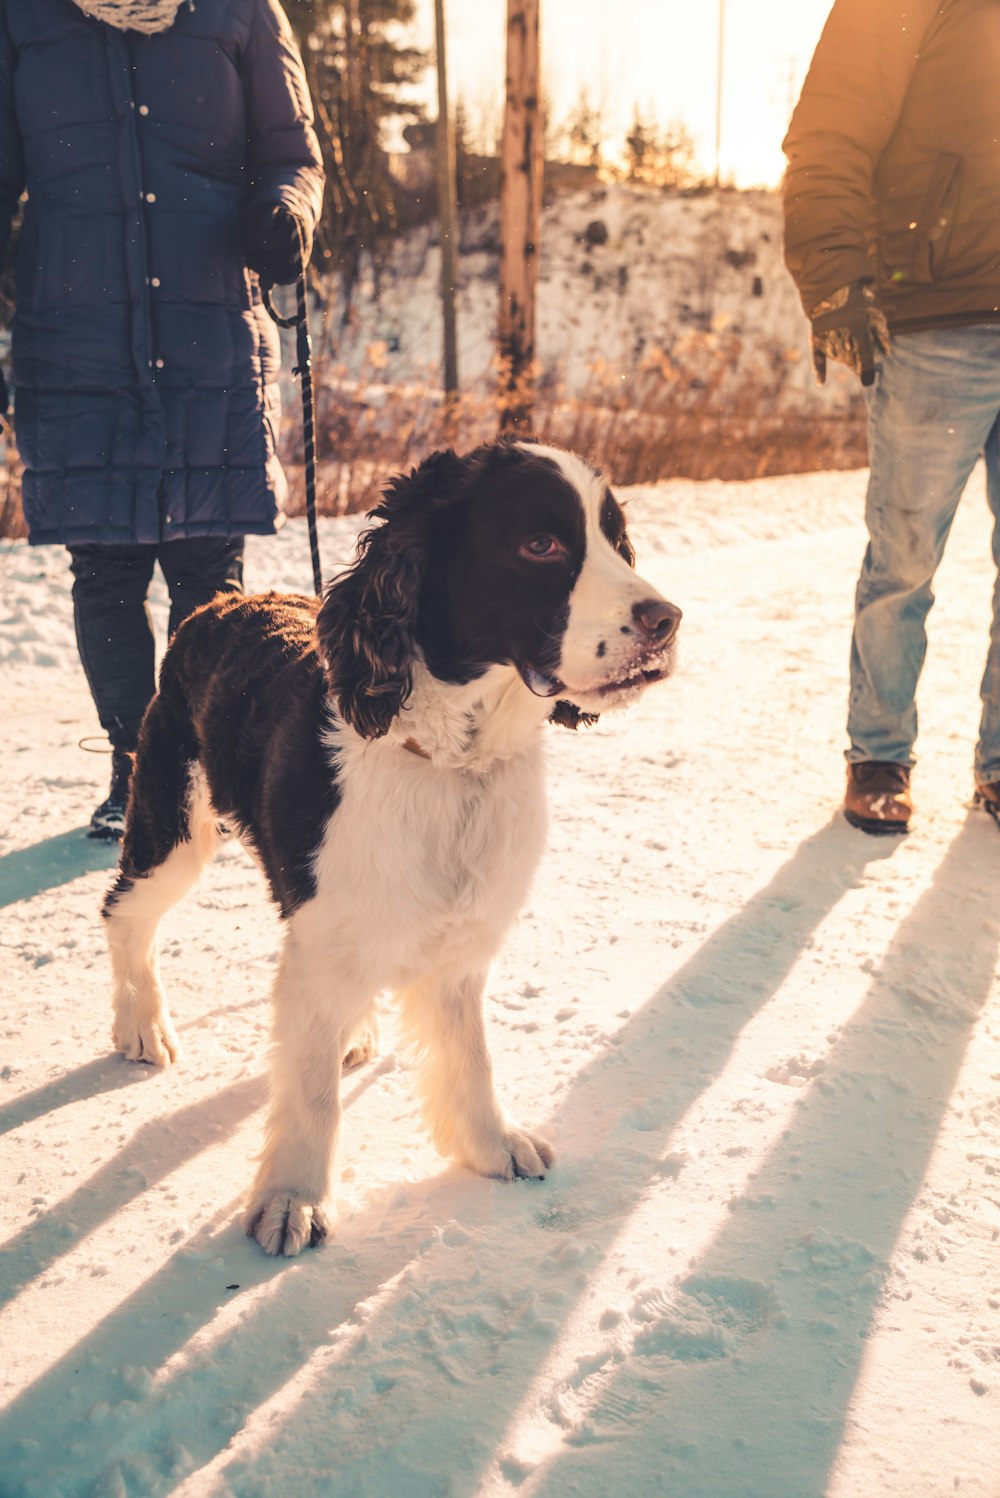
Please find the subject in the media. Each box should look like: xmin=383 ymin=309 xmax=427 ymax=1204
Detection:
xmin=411 ymin=0 xmax=836 ymax=188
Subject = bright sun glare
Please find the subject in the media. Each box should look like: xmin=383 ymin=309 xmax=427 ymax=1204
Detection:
xmin=413 ymin=0 xmax=835 ymax=188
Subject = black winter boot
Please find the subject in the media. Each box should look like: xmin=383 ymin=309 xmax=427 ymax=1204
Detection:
xmin=88 ymin=749 xmax=134 ymax=841
xmin=975 ymin=780 xmax=1000 ymax=828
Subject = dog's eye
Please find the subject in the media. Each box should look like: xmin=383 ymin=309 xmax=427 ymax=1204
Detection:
xmin=519 ymin=535 xmax=568 ymax=562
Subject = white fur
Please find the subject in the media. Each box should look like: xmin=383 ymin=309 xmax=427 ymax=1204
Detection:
xmin=242 ymin=666 xmax=555 ymax=1249
xmin=106 ymin=766 xmax=219 ymax=1067
xmin=107 ymin=663 xmax=556 ymax=1255
xmin=520 ymin=443 xmax=672 ymax=705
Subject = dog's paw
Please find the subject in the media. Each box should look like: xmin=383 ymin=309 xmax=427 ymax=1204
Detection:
xmin=466 ymin=1125 xmax=555 ymax=1182
xmin=343 ymin=1023 xmax=378 ymax=1071
xmin=244 ymin=1195 xmax=333 ymax=1257
xmin=112 ymin=1013 xmax=180 ymax=1068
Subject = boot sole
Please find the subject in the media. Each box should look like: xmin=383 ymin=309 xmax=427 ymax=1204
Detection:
xmin=843 ymin=808 xmax=910 ymax=836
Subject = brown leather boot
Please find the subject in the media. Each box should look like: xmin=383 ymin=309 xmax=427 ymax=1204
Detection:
xmin=844 ymin=761 xmax=912 ymax=835
xmin=974 ymin=780 xmax=1000 ymax=827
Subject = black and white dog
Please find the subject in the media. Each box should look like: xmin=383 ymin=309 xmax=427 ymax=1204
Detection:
xmin=103 ymin=441 xmax=680 ymax=1255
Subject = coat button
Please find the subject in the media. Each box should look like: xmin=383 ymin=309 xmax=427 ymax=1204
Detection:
xmin=151 ymin=277 xmax=161 ymax=287
xmin=155 ymin=359 xmax=164 ymax=369
xmin=145 ymin=192 xmax=157 ymax=203
xmin=138 ymin=105 xmax=149 ymax=116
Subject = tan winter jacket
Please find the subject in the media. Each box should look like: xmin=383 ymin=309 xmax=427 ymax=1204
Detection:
xmin=783 ymin=0 xmax=1000 ymax=331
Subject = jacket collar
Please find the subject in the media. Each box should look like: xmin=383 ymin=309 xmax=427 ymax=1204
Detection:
xmin=70 ymin=0 xmax=188 ymax=33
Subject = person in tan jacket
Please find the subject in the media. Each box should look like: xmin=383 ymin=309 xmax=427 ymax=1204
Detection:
xmin=783 ymin=0 xmax=1000 ymax=834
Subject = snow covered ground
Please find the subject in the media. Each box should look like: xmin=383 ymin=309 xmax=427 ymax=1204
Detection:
xmin=2 ymin=463 xmax=999 ymax=1498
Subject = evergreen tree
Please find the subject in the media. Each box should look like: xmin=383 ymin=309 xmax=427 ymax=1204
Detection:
xmin=564 ymin=85 xmax=604 ymax=169
xmin=625 ymin=106 xmax=656 ymax=182
xmin=623 ymin=106 xmax=699 ymax=189
xmin=655 ymin=117 xmax=698 ymax=189
xmin=282 ymin=1 xmax=428 ymax=294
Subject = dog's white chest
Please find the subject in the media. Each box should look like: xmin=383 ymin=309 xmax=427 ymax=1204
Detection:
xmin=307 ymin=741 xmax=548 ymax=986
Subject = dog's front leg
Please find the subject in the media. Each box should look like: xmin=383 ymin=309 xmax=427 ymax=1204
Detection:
xmin=401 ymin=968 xmax=554 ymax=1181
xmin=244 ymin=936 xmax=370 ymax=1256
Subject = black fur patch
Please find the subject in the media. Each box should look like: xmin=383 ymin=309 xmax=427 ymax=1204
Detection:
xmin=600 ymin=487 xmax=636 ymax=567
xmin=110 ymin=593 xmax=341 ymax=919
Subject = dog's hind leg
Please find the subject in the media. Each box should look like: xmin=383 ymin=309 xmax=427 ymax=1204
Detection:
xmin=102 ymin=688 xmax=219 ymax=1068
xmin=400 ymin=967 xmax=555 ymax=1182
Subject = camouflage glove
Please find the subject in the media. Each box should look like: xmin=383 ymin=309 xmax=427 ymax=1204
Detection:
xmin=810 ymin=281 xmax=890 ymax=388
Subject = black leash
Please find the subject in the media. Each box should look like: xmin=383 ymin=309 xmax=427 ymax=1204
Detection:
xmin=261 ymin=225 xmax=322 ymax=598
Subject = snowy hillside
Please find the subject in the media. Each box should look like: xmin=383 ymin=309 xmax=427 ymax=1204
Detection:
xmin=2 ymin=463 xmax=1000 ymax=1497
xmin=313 ymin=182 xmax=857 ymax=410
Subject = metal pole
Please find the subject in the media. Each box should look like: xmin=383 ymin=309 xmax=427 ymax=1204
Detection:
xmin=434 ymin=0 xmax=459 ymax=397
xmin=714 ymin=0 xmax=725 ymax=187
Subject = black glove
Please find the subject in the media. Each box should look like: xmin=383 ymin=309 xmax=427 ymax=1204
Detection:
xmin=241 ymin=202 xmax=308 ymax=286
xmin=0 ymin=366 xmax=8 ymax=420
xmin=810 ymin=280 xmax=890 ymax=388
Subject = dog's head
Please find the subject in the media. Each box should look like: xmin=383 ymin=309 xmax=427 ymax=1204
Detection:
xmin=316 ymin=440 xmax=681 ymax=738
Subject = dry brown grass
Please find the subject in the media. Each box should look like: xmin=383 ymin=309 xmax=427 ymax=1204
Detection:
xmin=0 ymin=340 xmax=867 ymax=536
xmin=0 ymin=422 xmax=26 ymax=539
xmin=278 ymin=335 xmax=866 ymax=519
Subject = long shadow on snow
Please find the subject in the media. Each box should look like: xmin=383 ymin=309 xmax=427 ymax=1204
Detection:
xmin=0 ymin=996 xmax=270 ymax=1141
xmin=0 ymin=1055 xmax=150 ymax=1138
xmin=0 ymin=827 xmax=118 ymax=908
xmin=0 ymin=1076 xmax=267 ymax=1306
xmin=0 ymin=819 xmax=898 ymax=1497
xmin=0 ymin=1057 xmax=385 ymax=1307
xmin=0 ymin=1064 xmax=398 ymax=1496
xmin=527 ymin=814 xmax=1000 ymax=1498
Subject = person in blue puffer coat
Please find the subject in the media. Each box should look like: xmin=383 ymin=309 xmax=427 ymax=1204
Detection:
xmin=0 ymin=0 xmax=324 ymax=837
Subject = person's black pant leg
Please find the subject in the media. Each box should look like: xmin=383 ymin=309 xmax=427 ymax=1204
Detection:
xmin=68 ymin=543 xmax=158 ymax=754
xmin=157 ymin=535 xmax=245 ymax=637
xmin=67 ymin=536 xmax=245 ymax=754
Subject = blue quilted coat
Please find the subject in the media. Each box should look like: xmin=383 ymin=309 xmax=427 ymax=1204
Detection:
xmin=0 ymin=0 xmax=324 ymax=545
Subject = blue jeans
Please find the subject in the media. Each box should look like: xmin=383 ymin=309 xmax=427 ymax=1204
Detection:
xmin=849 ymin=324 xmax=1000 ymax=781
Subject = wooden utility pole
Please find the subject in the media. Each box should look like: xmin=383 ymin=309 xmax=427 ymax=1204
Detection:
xmin=498 ymin=0 xmax=542 ymax=432
xmin=434 ymin=0 xmax=459 ymax=399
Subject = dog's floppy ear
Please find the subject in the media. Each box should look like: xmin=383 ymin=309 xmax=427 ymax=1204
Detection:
xmin=316 ymin=450 xmax=467 ymax=738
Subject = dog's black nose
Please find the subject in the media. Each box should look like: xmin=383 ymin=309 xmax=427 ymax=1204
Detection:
xmin=633 ymin=599 xmax=682 ymax=644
